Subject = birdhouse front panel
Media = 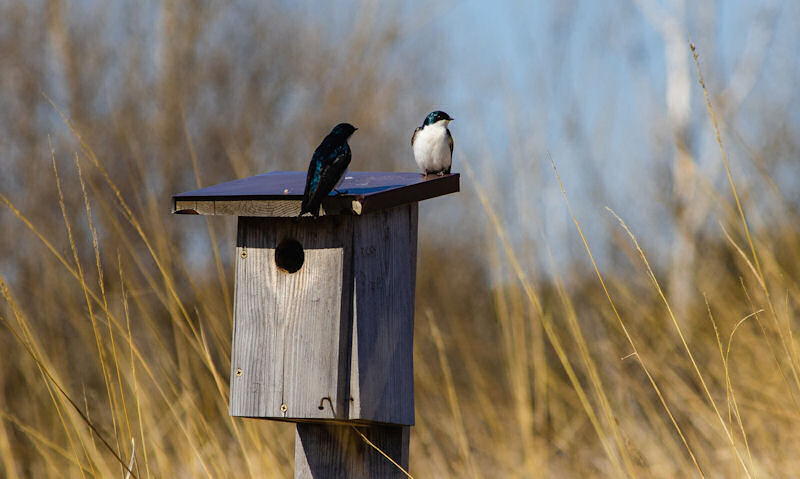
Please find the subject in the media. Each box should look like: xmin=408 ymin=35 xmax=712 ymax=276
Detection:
xmin=228 ymin=204 xmax=419 ymax=426
xmin=230 ymin=216 xmax=354 ymax=421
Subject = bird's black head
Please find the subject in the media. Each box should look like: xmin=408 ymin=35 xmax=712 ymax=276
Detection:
xmin=330 ymin=123 xmax=358 ymax=138
xmin=422 ymin=110 xmax=453 ymax=127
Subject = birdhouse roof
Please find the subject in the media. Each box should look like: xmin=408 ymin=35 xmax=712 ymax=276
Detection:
xmin=172 ymin=171 xmax=459 ymax=217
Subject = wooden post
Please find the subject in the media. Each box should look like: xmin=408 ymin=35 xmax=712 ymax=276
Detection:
xmin=295 ymin=424 xmax=409 ymax=478
xmin=173 ymin=171 xmax=458 ymax=478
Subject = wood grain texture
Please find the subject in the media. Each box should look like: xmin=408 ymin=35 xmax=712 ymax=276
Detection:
xmin=230 ymin=216 xmax=354 ymax=420
xmin=295 ymin=424 xmax=410 ymax=479
xmin=349 ymin=204 xmax=418 ymax=425
xmin=215 ymin=200 xmax=299 ymax=217
xmin=230 ymin=204 xmax=418 ymax=425
xmin=174 ymin=197 xmax=357 ymax=217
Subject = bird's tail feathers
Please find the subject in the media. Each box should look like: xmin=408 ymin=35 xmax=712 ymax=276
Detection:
xmin=298 ymin=199 xmax=321 ymax=217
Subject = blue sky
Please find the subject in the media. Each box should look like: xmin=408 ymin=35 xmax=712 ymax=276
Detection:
xmin=394 ymin=0 xmax=799 ymax=272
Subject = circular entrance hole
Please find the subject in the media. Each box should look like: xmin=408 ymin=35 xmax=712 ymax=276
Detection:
xmin=275 ymin=239 xmax=304 ymax=273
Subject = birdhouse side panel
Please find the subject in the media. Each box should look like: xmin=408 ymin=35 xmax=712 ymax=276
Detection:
xmin=349 ymin=204 xmax=418 ymax=425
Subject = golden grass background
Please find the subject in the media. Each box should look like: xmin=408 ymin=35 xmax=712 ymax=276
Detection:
xmin=2 ymin=1 xmax=800 ymax=477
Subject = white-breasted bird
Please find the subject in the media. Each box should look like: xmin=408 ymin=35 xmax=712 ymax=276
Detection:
xmin=411 ymin=110 xmax=454 ymax=176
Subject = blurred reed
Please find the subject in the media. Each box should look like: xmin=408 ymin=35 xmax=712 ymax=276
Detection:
xmin=2 ymin=1 xmax=800 ymax=478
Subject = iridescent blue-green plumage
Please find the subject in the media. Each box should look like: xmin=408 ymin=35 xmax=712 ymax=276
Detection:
xmin=422 ymin=110 xmax=453 ymax=127
xmin=299 ymin=123 xmax=357 ymax=217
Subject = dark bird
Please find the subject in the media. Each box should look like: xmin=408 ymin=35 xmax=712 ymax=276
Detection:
xmin=299 ymin=122 xmax=358 ymax=217
xmin=411 ymin=110 xmax=454 ymax=175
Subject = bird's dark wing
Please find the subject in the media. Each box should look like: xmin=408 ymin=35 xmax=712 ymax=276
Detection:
xmin=300 ymin=153 xmax=323 ymax=215
xmin=411 ymin=126 xmax=421 ymax=147
xmin=447 ymin=128 xmax=454 ymax=155
xmin=316 ymin=143 xmax=351 ymax=193
xmin=303 ymin=156 xmax=321 ymax=197
xmin=301 ymin=143 xmax=351 ymax=216
xmin=443 ymin=128 xmax=454 ymax=175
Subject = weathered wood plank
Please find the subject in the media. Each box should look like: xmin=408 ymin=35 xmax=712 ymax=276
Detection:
xmin=195 ymin=200 xmax=215 ymax=215
xmin=230 ymin=216 xmax=354 ymax=420
xmin=349 ymin=204 xmax=418 ymax=425
xmin=295 ymin=424 xmax=410 ymax=478
xmin=230 ymin=218 xmax=282 ymax=417
xmin=215 ymin=200 xmax=299 ymax=217
xmin=173 ymin=199 xmax=198 ymax=214
xmin=175 ymin=197 xmax=359 ymax=217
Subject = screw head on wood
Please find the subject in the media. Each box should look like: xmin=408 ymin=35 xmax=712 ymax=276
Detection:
xmin=235 ymin=368 xmax=243 ymax=377
xmin=240 ymin=250 xmax=247 ymax=259
xmin=280 ymin=403 xmax=288 ymax=413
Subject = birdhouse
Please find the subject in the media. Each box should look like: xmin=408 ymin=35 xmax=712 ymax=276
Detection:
xmin=172 ymin=171 xmax=459 ymax=428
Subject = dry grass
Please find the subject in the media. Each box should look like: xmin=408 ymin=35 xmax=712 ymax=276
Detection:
xmin=2 ymin=1 xmax=800 ymax=478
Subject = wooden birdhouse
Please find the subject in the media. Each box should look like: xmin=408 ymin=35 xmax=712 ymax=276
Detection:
xmin=173 ymin=171 xmax=458 ymax=477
